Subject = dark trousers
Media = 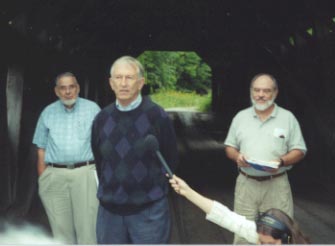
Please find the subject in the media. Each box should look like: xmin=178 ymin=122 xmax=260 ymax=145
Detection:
xmin=96 ymin=197 xmax=171 ymax=244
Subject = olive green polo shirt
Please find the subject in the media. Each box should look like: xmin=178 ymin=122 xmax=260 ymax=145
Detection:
xmin=224 ymin=104 xmax=307 ymax=176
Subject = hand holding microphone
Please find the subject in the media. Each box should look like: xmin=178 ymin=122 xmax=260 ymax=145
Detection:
xmin=144 ymin=134 xmax=174 ymax=178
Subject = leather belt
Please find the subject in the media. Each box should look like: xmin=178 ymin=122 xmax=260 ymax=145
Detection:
xmin=49 ymin=160 xmax=95 ymax=169
xmin=239 ymin=169 xmax=286 ymax=182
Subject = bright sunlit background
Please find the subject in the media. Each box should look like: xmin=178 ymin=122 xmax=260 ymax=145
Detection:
xmin=138 ymin=51 xmax=212 ymax=112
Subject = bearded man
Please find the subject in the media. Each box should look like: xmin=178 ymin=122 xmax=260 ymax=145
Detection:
xmin=33 ymin=72 xmax=100 ymax=244
xmin=224 ymin=73 xmax=307 ymax=244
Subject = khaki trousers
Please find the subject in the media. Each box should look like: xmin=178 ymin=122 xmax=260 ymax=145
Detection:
xmin=38 ymin=164 xmax=98 ymax=244
xmin=233 ymin=173 xmax=293 ymax=244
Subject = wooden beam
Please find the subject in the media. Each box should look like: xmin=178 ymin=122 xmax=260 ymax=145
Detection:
xmin=6 ymin=65 xmax=24 ymax=204
xmin=0 ymin=66 xmax=11 ymax=211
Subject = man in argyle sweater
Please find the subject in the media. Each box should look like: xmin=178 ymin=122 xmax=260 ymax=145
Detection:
xmin=91 ymin=56 xmax=178 ymax=244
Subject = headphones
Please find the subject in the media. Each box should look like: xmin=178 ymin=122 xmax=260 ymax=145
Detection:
xmin=256 ymin=214 xmax=291 ymax=244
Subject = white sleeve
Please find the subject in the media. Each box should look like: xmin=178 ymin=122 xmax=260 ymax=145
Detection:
xmin=206 ymin=201 xmax=258 ymax=244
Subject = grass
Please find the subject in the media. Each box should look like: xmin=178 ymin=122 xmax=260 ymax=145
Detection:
xmin=150 ymin=89 xmax=212 ymax=112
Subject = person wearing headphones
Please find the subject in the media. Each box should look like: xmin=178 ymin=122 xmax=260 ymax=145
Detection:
xmin=169 ymin=175 xmax=310 ymax=244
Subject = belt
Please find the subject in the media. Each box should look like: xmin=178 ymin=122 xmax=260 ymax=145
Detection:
xmin=48 ymin=160 xmax=95 ymax=169
xmin=239 ymin=169 xmax=286 ymax=182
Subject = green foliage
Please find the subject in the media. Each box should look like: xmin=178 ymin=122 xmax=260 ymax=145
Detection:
xmin=150 ymin=90 xmax=212 ymax=112
xmin=197 ymin=92 xmax=212 ymax=112
xmin=138 ymin=51 xmax=212 ymax=94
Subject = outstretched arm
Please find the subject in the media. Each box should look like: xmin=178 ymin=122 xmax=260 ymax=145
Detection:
xmin=169 ymin=175 xmax=214 ymax=214
xmin=169 ymin=175 xmax=259 ymax=244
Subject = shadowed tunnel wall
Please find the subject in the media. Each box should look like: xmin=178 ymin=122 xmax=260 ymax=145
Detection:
xmin=1 ymin=0 xmax=335 ymax=219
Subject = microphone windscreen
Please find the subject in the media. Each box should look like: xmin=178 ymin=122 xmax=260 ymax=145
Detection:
xmin=144 ymin=134 xmax=159 ymax=152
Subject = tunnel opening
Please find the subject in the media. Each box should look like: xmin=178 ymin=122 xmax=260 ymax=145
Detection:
xmin=137 ymin=50 xmax=212 ymax=112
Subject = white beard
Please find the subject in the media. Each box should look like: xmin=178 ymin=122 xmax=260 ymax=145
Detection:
xmin=61 ymin=98 xmax=77 ymax=107
xmin=251 ymin=97 xmax=275 ymax=111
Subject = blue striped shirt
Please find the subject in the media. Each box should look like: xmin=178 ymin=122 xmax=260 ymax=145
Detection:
xmin=33 ymin=97 xmax=100 ymax=164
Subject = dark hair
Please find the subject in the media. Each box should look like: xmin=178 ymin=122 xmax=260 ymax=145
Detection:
xmin=256 ymin=208 xmax=310 ymax=244
xmin=55 ymin=72 xmax=78 ymax=86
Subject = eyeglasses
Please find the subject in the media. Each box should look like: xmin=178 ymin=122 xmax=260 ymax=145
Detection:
xmin=112 ymin=75 xmax=138 ymax=83
xmin=252 ymin=88 xmax=275 ymax=95
xmin=57 ymin=84 xmax=78 ymax=92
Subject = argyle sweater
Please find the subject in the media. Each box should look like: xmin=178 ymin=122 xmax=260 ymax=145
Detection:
xmin=91 ymin=96 xmax=178 ymax=214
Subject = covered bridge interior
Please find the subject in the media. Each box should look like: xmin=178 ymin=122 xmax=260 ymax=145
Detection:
xmin=1 ymin=0 xmax=335 ymax=243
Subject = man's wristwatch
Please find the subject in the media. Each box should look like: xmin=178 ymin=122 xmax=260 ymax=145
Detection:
xmin=279 ymin=158 xmax=285 ymax=167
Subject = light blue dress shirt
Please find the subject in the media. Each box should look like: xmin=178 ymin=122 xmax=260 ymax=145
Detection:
xmin=33 ymin=97 xmax=100 ymax=164
xmin=115 ymin=94 xmax=142 ymax=111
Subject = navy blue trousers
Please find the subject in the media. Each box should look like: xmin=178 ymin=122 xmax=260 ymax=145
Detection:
xmin=96 ymin=197 xmax=171 ymax=244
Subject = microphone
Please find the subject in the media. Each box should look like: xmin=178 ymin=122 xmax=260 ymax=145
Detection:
xmin=144 ymin=134 xmax=174 ymax=178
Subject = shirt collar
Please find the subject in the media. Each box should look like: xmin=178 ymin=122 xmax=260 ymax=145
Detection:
xmin=116 ymin=94 xmax=142 ymax=112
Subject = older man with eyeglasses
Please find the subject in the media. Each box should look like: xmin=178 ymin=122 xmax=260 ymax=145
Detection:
xmin=91 ymin=56 xmax=179 ymax=244
xmin=33 ymin=72 xmax=100 ymax=244
xmin=224 ymin=73 xmax=307 ymax=244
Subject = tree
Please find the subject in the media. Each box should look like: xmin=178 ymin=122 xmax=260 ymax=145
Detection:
xmin=138 ymin=51 xmax=211 ymax=94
